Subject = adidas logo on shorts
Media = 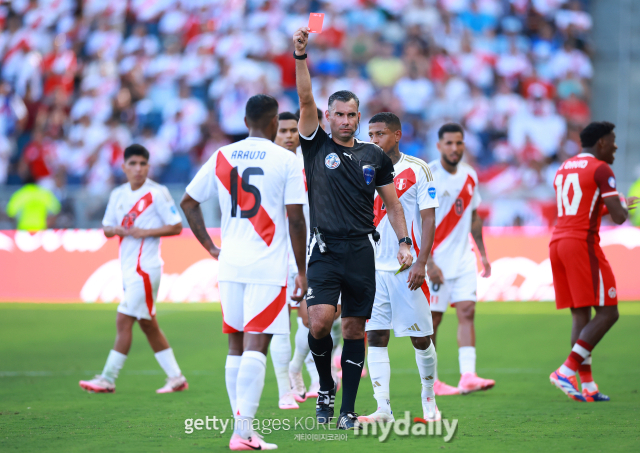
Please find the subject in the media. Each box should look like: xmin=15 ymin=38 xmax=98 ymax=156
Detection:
xmin=405 ymin=323 xmax=421 ymax=332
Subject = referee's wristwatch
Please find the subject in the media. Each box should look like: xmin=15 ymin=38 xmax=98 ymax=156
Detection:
xmin=398 ymin=237 xmax=412 ymax=247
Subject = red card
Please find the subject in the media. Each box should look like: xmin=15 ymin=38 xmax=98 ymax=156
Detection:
xmin=308 ymin=13 xmax=324 ymax=33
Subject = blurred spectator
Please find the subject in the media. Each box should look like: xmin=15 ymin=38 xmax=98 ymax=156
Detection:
xmin=366 ymin=42 xmax=405 ymax=88
xmin=393 ymin=63 xmax=434 ymax=116
xmin=508 ymin=96 xmax=567 ymax=160
xmin=0 ymin=0 xmax=595 ymax=227
xmin=6 ymin=174 xmax=60 ymax=230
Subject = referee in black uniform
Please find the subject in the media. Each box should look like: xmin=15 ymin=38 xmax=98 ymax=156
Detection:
xmin=293 ymin=27 xmax=414 ymax=429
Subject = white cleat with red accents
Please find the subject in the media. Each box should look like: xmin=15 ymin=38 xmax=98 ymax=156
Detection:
xmin=358 ymin=409 xmax=395 ymax=424
xmin=278 ymin=392 xmax=300 ymax=409
xmin=229 ymin=432 xmax=277 ymax=450
xmin=79 ymin=375 xmax=115 ymax=393
xmin=156 ymin=375 xmax=189 ymax=393
xmin=413 ymin=397 xmax=441 ymax=424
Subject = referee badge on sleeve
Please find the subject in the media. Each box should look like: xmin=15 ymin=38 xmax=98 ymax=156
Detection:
xmin=362 ymin=165 xmax=375 ymax=185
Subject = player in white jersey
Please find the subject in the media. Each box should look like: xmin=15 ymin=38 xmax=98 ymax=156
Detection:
xmin=356 ymin=113 xmax=440 ymax=424
xmin=79 ymin=145 xmax=188 ymax=395
xmin=426 ymin=123 xmax=494 ymax=396
xmin=181 ymin=95 xmax=308 ymax=451
xmin=266 ymin=111 xmax=310 ymax=410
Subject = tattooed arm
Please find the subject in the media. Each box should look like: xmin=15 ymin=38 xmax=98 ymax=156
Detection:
xmin=180 ymin=193 xmax=220 ymax=259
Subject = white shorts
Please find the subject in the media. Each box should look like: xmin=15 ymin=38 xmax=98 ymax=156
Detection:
xmin=219 ymin=282 xmax=289 ymax=334
xmin=427 ymin=268 xmax=478 ymax=313
xmin=118 ymin=267 xmax=161 ymax=321
xmin=366 ymin=270 xmax=433 ymax=337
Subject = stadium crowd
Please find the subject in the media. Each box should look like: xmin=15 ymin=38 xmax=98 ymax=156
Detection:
xmin=0 ymin=0 xmax=594 ymax=226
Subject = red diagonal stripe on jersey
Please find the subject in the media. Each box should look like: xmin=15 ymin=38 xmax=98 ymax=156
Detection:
xmin=411 ymin=224 xmax=431 ymax=303
xmin=432 ymin=174 xmax=475 ymax=251
xmin=121 ymin=192 xmax=153 ymax=228
xmin=373 ymin=168 xmax=417 ymax=227
xmin=244 ymin=286 xmax=287 ymax=332
xmin=216 ymin=152 xmax=276 ymax=246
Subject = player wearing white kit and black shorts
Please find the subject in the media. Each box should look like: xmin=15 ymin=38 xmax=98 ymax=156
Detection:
xmin=293 ymin=27 xmax=414 ymax=430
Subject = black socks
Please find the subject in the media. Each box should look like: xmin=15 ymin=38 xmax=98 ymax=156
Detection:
xmin=340 ymin=338 xmax=365 ymax=413
xmin=308 ymin=332 xmax=334 ymax=392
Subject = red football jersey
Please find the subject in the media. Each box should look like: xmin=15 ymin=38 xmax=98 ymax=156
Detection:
xmin=551 ymin=153 xmax=618 ymax=243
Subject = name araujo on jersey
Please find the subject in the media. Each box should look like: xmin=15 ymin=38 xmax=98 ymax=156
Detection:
xmin=230 ymin=150 xmax=266 ymax=160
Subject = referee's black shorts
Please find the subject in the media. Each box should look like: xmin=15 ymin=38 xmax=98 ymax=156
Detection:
xmin=306 ymin=234 xmax=376 ymax=318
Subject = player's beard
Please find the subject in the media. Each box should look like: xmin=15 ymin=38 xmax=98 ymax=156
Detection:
xmin=442 ymin=154 xmax=461 ymax=167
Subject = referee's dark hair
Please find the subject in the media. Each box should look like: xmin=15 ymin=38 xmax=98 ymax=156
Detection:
xmin=328 ymin=90 xmax=360 ymax=110
xmin=124 ymin=144 xmax=150 ymax=161
xmin=246 ymin=94 xmax=279 ymax=128
xmin=369 ymin=112 xmax=402 ymax=131
xmin=279 ymin=111 xmax=299 ymax=122
xmin=438 ymin=123 xmax=465 ymax=139
xmin=580 ymin=121 xmax=615 ymax=148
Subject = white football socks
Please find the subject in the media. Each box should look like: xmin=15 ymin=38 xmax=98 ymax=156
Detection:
xmin=225 ymin=355 xmax=241 ymax=414
xmin=331 ymin=317 xmax=343 ymax=346
xmin=305 ymin=354 xmax=320 ymax=384
xmin=101 ymin=349 xmax=127 ymax=384
xmin=289 ymin=318 xmax=310 ymax=374
xmin=269 ymin=334 xmax=292 ymax=398
xmin=234 ymin=350 xmax=267 ymax=435
xmin=459 ymin=346 xmax=476 ymax=375
xmin=154 ymin=348 xmax=181 ymax=378
xmin=415 ymin=343 xmax=437 ymax=403
xmin=367 ymin=346 xmax=391 ymax=413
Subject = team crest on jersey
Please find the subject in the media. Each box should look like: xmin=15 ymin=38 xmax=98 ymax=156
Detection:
xmin=395 ymin=178 xmax=407 ymax=190
xmin=454 ymin=198 xmax=464 ymax=216
xmin=122 ymin=212 xmax=137 ymax=228
xmin=363 ymin=165 xmax=375 ymax=185
xmin=608 ymin=177 xmax=616 ymax=189
xmin=325 ymin=153 xmax=341 ymax=169
xmin=428 ymin=187 xmax=436 ymax=199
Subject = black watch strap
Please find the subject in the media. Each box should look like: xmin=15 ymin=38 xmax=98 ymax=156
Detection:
xmin=399 ymin=237 xmax=412 ymax=246
xmin=293 ymin=51 xmax=307 ymax=60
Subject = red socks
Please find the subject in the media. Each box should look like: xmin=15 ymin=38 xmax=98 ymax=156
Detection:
xmin=563 ymin=339 xmax=593 ymax=372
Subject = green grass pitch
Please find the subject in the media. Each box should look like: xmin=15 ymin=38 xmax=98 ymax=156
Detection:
xmin=1 ymin=302 xmax=639 ymax=452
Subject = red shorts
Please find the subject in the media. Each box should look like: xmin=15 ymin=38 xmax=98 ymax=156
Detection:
xmin=550 ymin=238 xmax=618 ymax=309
